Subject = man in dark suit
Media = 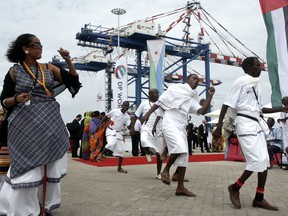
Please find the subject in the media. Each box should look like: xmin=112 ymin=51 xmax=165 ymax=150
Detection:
xmin=69 ymin=114 xmax=82 ymax=158
xmin=186 ymin=122 xmax=194 ymax=155
xmin=198 ymin=119 xmax=210 ymax=153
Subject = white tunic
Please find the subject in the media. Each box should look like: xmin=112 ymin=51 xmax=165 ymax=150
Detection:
xmin=224 ymin=74 xmax=269 ymax=172
xmin=105 ymin=109 xmax=131 ymax=157
xmin=135 ymin=100 xmax=162 ymax=133
xmin=135 ymin=100 xmax=164 ymax=153
xmin=107 ymin=109 xmax=131 ymax=132
xmin=157 ymin=83 xmax=202 ymax=167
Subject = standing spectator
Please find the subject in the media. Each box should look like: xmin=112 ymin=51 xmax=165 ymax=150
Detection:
xmin=186 ymin=121 xmax=194 ymax=155
xmin=79 ymin=112 xmax=86 ymax=158
xmin=88 ymin=111 xmax=104 ymax=160
xmin=0 ymin=33 xmax=81 ymax=215
xmin=143 ymin=74 xmax=215 ymax=197
xmin=81 ymin=111 xmax=93 ymax=160
xmin=131 ymin=118 xmax=145 ymax=156
xmin=192 ymin=126 xmax=199 ymax=149
xmin=223 ymin=108 xmax=236 ymax=160
xmin=89 ymin=111 xmax=101 ymax=135
xmin=70 ymin=114 xmax=82 ymax=158
xmin=198 ymin=120 xmax=211 ymax=153
xmin=100 ymin=111 xmax=106 ymax=119
xmin=100 ymin=111 xmax=112 ymax=156
xmin=96 ymin=101 xmax=131 ymax=173
xmin=213 ymin=57 xmax=287 ymax=211
xmin=266 ymin=117 xmax=283 ymax=168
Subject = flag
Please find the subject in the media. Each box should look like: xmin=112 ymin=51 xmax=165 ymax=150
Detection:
xmin=95 ymin=69 xmax=106 ymax=112
xmin=147 ymin=39 xmax=165 ymax=94
xmin=260 ymin=0 xmax=288 ymax=106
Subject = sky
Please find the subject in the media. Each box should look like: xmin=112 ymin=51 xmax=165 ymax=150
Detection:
xmin=0 ymin=0 xmax=271 ymax=125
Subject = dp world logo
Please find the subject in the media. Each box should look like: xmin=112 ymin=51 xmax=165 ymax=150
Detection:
xmin=114 ymin=65 xmax=126 ymax=79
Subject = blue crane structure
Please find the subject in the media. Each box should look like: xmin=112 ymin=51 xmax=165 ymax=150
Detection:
xmin=74 ymin=28 xmax=210 ymax=103
xmin=52 ymin=29 xmax=211 ymax=111
xmin=52 ymin=2 xmax=213 ymax=114
xmin=51 ymin=0 xmax=266 ymax=114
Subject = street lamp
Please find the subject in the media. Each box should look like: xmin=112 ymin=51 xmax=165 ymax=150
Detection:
xmin=111 ymin=8 xmax=126 ymax=49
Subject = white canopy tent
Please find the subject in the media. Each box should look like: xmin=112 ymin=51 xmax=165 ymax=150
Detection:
xmin=207 ymin=118 xmax=219 ymax=124
xmin=204 ymin=109 xmax=221 ymax=118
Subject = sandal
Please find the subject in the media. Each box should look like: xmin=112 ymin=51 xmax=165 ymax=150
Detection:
xmin=118 ymin=168 xmax=128 ymax=174
xmin=175 ymin=188 xmax=196 ymax=197
xmin=161 ymin=172 xmax=170 ymax=185
xmin=95 ymin=154 xmax=102 ymax=162
xmin=95 ymin=157 xmax=102 ymax=162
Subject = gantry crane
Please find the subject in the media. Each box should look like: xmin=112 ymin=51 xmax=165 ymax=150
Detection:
xmin=52 ymin=0 xmax=265 ymax=113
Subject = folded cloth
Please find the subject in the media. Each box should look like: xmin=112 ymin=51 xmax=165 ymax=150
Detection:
xmin=156 ymin=83 xmax=197 ymax=113
xmin=225 ymin=74 xmax=259 ymax=101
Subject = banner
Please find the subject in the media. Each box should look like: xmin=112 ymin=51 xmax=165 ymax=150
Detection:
xmin=95 ymin=69 xmax=106 ymax=112
xmin=112 ymin=58 xmax=128 ymax=109
xmin=147 ymin=39 xmax=165 ymax=94
xmin=260 ymin=0 xmax=288 ymax=106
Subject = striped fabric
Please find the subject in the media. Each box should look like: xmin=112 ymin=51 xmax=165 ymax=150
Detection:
xmin=7 ymin=64 xmax=69 ymax=179
xmin=0 ymin=147 xmax=9 ymax=174
xmin=260 ymin=0 xmax=288 ymax=106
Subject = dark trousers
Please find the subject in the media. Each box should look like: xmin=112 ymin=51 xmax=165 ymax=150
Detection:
xmin=187 ymin=136 xmax=193 ymax=155
xmin=267 ymin=145 xmax=281 ymax=162
xmin=192 ymin=135 xmax=198 ymax=148
xmin=72 ymin=138 xmax=80 ymax=158
xmin=131 ymin=132 xmax=145 ymax=156
xmin=199 ymin=137 xmax=209 ymax=152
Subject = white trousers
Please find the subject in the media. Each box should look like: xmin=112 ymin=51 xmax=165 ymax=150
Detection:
xmin=0 ymin=154 xmax=67 ymax=216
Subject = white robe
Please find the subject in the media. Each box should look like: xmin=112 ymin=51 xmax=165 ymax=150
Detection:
xmin=224 ymin=74 xmax=269 ymax=172
xmin=105 ymin=127 xmax=125 ymax=157
xmin=236 ymin=116 xmax=269 ymax=172
xmin=135 ymin=100 xmax=165 ymax=153
xmin=156 ymin=83 xmax=201 ymax=167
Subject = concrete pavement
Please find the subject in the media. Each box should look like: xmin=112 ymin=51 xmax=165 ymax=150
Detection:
xmin=53 ymin=151 xmax=288 ymax=216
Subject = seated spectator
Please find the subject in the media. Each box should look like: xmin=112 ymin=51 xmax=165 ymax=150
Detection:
xmin=223 ymin=108 xmax=236 ymax=160
xmin=266 ymin=117 xmax=283 ymax=168
xmin=283 ymin=146 xmax=288 ymax=170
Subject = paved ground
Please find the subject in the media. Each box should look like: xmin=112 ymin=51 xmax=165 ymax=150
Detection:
xmin=53 ymin=150 xmax=288 ymax=216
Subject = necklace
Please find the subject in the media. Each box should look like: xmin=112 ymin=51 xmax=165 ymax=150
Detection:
xmin=23 ymin=61 xmax=51 ymax=96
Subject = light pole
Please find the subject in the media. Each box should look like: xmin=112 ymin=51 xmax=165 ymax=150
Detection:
xmin=111 ymin=8 xmax=126 ymax=49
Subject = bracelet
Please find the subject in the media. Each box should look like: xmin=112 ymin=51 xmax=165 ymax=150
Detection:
xmin=14 ymin=93 xmax=20 ymax=104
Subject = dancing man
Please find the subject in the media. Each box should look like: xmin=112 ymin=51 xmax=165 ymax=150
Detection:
xmin=96 ymin=101 xmax=131 ymax=173
xmin=213 ymin=57 xmax=288 ymax=211
xmin=143 ymin=74 xmax=215 ymax=196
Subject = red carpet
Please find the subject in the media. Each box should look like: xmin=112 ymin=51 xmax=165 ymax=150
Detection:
xmin=72 ymin=153 xmax=224 ymax=167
